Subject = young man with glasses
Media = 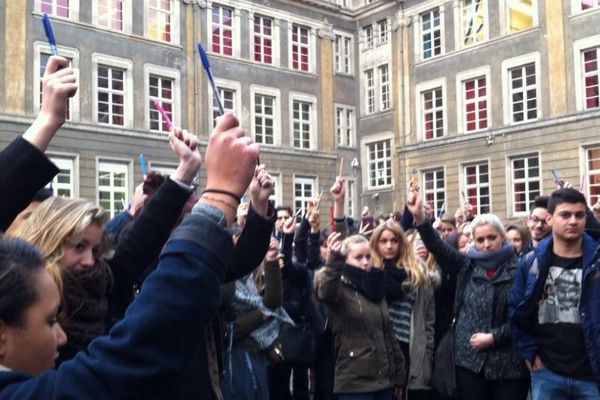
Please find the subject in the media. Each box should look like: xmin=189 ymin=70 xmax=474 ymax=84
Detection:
xmin=510 ymin=188 xmax=600 ymax=399
xmin=525 ymin=196 xmax=552 ymax=252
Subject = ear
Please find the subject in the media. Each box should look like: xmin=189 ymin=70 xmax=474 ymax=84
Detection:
xmin=546 ymin=213 xmax=553 ymax=226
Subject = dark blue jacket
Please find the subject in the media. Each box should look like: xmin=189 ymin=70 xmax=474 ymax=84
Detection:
xmin=509 ymin=233 xmax=600 ymax=388
xmin=0 ymin=206 xmax=232 ymax=399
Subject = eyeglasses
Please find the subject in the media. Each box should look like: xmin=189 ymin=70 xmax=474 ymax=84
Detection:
xmin=529 ymin=217 xmax=548 ymax=227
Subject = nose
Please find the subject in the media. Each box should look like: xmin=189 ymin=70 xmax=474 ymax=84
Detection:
xmin=81 ymin=249 xmax=95 ymax=267
xmin=56 ymin=323 xmax=67 ymax=348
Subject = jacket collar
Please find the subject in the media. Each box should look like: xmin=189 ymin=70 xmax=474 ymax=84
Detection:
xmin=534 ymin=233 xmax=600 ymax=270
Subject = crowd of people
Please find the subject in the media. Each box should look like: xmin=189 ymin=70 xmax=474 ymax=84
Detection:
xmin=0 ymin=55 xmax=599 ymax=400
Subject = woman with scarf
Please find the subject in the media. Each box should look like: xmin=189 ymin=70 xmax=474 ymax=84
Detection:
xmin=407 ymin=185 xmax=530 ymax=400
xmin=315 ymin=179 xmax=405 ymax=400
xmin=10 ymin=127 xmax=202 ymax=365
xmin=371 ymin=221 xmax=436 ymax=400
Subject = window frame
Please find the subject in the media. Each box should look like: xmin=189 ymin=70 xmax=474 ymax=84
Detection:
xmin=379 ymin=63 xmax=391 ymax=111
xmin=422 ymin=167 xmax=447 ymax=217
xmin=252 ymin=14 xmax=276 ymax=65
xmin=92 ymin=0 xmax=132 ymax=33
xmin=334 ymin=31 xmax=354 ymax=75
xmin=97 ymin=158 xmax=132 ymax=219
xmin=506 ymin=152 xmax=542 ymax=217
xmin=92 ymin=53 xmax=134 ymax=128
xmin=361 ymin=132 xmax=394 ymax=190
xmin=456 ymin=66 xmax=491 ymax=134
xmin=378 ymin=19 xmax=389 ymax=45
xmin=143 ymin=0 xmax=180 ymax=45
xmin=47 ymin=154 xmax=79 ymax=198
xmin=209 ymin=3 xmax=235 ymax=57
xmin=500 ymin=0 xmax=538 ymax=35
xmin=417 ymin=7 xmax=444 ymax=62
xmin=335 ymin=104 xmax=356 ymax=148
xmin=250 ymin=85 xmax=281 ymax=146
xmin=461 ymin=159 xmax=492 ymax=215
xmin=33 ymin=42 xmax=81 ymax=122
xmin=208 ymin=78 xmax=241 ymax=129
xmin=36 ymin=0 xmax=80 ymax=20
xmin=416 ymin=78 xmax=447 ymax=141
xmin=290 ymin=23 xmax=312 ymax=73
xmin=501 ymin=52 xmax=542 ymax=125
xmin=460 ymin=0 xmax=489 ymax=48
xmin=293 ymin=175 xmax=317 ymax=215
xmin=574 ymin=35 xmax=600 ymax=111
xmin=144 ymin=64 xmax=181 ymax=133
xmin=289 ymin=92 xmax=318 ymax=150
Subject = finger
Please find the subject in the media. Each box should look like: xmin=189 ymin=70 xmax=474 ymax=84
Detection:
xmin=44 ymin=56 xmax=70 ymax=76
xmin=213 ymin=112 xmax=239 ymax=135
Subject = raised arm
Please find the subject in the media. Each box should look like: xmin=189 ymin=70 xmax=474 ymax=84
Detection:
xmin=314 ymin=232 xmax=345 ymax=304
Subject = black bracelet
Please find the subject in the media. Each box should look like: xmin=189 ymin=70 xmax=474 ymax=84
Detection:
xmin=201 ymin=188 xmax=241 ymax=203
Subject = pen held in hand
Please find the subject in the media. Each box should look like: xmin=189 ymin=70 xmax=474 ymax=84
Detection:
xmin=152 ymin=100 xmax=173 ymax=131
xmin=42 ymin=13 xmax=59 ymax=56
xmin=197 ymin=43 xmax=225 ymax=115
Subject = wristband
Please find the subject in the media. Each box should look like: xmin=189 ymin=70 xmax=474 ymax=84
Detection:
xmin=201 ymin=188 xmax=241 ymax=203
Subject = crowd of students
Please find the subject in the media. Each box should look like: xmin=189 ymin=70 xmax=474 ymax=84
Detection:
xmin=0 ymin=55 xmax=599 ymax=400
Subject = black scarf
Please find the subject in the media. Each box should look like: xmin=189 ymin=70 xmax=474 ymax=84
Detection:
xmin=342 ymin=264 xmax=386 ymax=303
xmin=61 ymin=260 xmax=111 ymax=343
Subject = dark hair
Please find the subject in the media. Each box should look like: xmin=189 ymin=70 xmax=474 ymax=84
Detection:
xmin=32 ymin=188 xmax=53 ymax=203
xmin=548 ymin=188 xmax=587 ymax=214
xmin=446 ymin=232 xmax=463 ymax=250
xmin=0 ymin=238 xmax=46 ymax=327
xmin=530 ymin=195 xmax=549 ymax=214
xmin=143 ymin=171 xmax=166 ymax=197
xmin=275 ymin=205 xmax=293 ymax=216
xmin=440 ymin=213 xmax=456 ymax=226
xmin=505 ymin=223 xmax=531 ymax=245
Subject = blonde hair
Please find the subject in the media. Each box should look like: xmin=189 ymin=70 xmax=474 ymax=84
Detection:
xmin=341 ymin=234 xmax=374 ymax=267
xmin=370 ymin=221 xmax=429 ymax=289
xmin=10 ymin=197 xmax=108 ymax=294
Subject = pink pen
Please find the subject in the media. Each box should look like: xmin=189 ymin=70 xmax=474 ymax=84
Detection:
xmin=152 ymin=100 xmax=173 ymax=131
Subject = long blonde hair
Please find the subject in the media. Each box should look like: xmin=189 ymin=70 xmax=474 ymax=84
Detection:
xmin=10 ymin=197 xmax=108 ymax=294
xmin=370 ymin=221 xmax=429 ymax=289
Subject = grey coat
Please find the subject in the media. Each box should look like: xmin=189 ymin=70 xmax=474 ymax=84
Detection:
xmin=417 ymin=221 xmax=529 ymax=380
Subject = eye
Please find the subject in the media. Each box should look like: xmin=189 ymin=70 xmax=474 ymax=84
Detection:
xmin=73 ymin=243 xmax=86 ymax=252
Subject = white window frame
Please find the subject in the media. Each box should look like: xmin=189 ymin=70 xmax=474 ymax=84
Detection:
xmin=361 ymin=132 xmax=394 ymax=190
xmin=501 ymin=52 xmax=542 ymax=125
xmin=92 ymin=53 xmax=134 ymax=128
xmin=289 ymin=23 xmax=314 ymax=73
xmin=335 ymin=104 xmax=356 ymax=148
xmin=506 ymin=152 xmax=541 ymax=217
xmin=363 ymin=24 xmax=374 ymax=49
xmin=92 ymin=0 xmax=132 ymax=33
xmin=571 ymin=0 xmax=600 ymax=15
xmin=574 ymin=35 xmax=600 ymax=111
xmin=345 ymin=177 xmax=357 ymax=218
xmin=416 ymin=78 xmax=447 ymax=141
xmin=582 ymin=144 xmax=600 ymax=206
xmin=456 ymin=66 xmax=491 ymax=134
xmin=143 ymin=0 xmax=181 ymax=45
xmin=269 ymin=172 xmax=283 ymax=206
xmin=460 ymin=0 xmax=489 ymax=48
xmin=208 ymin=78 xmax=241 ymax=128
xmin=334 ymin=31 xmax=354 ymax=75
xmin=33 ymin=42 xmax=81 ymax=122
xmin=378 ymin=19 xmax=389 ymax=45
xmin=36 ymin=0 xmax=80 ymax=20
xmin=289 ymin=92 xmax=318 ymax=150
xmin=379 ymin=63 xmax=391 ymax=111
xmin=251 ymin=14 xmax=278 ymax=65
xmin=365 ymin=68 xmax=375 ymax=114
xmin=97 ymin=159 xmax=132 ymax=218
xmin=293 ymin=175 xmax=317 ymax=215
xmin=148 ymin=162 xmax=177 ymax=177
xmin=48 ymin=154 xmax=79 ymax=198
xmin=208 ymin=3 xmax=236 ymax=57
xmin=415 ymin=7 xmax=444 ymax=62
xmin=500 ymin=0 xmax=538 ymax=35
xmin=144 ymin=64 xmax=181 ymax=132
xmin=461 ymin=159 xmax=492 ymax=215
xmin=250 ymin=85 xmax=281 ymax=146
xmin=422 ymin=167 xmax=446 ymax=217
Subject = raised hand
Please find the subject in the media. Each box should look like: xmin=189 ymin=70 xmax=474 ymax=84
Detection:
xmin=265 ymin=236 xmax=282 ymax=262
xmin=170 ymin=128 xmax=202 ymax=185
xmin=249 ymin=164 xmax=274 ymax=217
xmin=406 ymin=181 xmax=425 ymax=225
xmin=23 ymin=56 xmax=78 ymax=151
xmin=308 ymin=208 xmax=320 ymax=233
xmin=282 ymin=216 xmax=295 ymax=235
xmin=330 ymin=179 xmax=346 ymax=203
xmin=327 ymin=232 xmax=343 ymax=255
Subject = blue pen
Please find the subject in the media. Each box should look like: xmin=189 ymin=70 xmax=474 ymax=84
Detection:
xmin=42 ymin=13 xmax=59 ymax=56
xmin=198 ymin=43 xmax=225 ymax=115
xmin=139 ymin=154 xmax=148 ymax=178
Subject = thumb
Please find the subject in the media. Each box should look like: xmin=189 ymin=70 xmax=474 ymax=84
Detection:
xmin=44 ymin=56 xmax=69 ymax=76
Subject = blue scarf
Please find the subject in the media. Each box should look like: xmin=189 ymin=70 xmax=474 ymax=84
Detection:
xmin=467 ymin=241 xmax=515 ymax=271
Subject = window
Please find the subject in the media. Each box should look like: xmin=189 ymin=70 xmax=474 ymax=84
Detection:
xmin=506 ymin=0 xmax=535 ymax=33
xmin=365 ymin=69 xmax=375 ymax=114
xmin=269 ymin=173 xmax=282 ymax=206
xmin=378 ymin=19 xmax=388 ymax=44
xmin=367 ymin=139 xmax=392 ymax=188
xmin=95 ymin=0 xmax=125 ymax=31
xmin=508 ymin=62 xmax=537 ymax=123
xmin=346 ymin=179 xmax=356 ymax=217
xmin=580 ymin=0 xmax=600 ymax=11
xmin=213 ymin=87 xmax=236 ymax=127
xmin=97 ymin=65 xmax=126 ymax=126
xmin=463 ymin=162 xmax=490 ymax=215
xmin=98 ymin=161 xmax=129 ymax=218
xmin=292 ymin=100 xmax=312 ymax=149
xmin=364 ymin=25 xmax=374 ymax=48
xmin=40 ymin=0 xmax=71 ymax=18
xmin=212 ymin=5 xmax=233 ymax=56
xmin=253 ymin=15 xmax=273 ymax=64
xmin=335 ymin=106 xmax=354 ymax=147
xmin=510 ymin=154 xmax=540 ymax=214
xmin=149 ymin=163 xmax=177 ymax=176
xmin=586 ymin=147 xmax=600 ymax=205
xmin=422 ymin=87 xmax=444 ymax=140
xmin=291 ymin=24 xmax=310 ymax=72
xmin=254 ymin=94 xmax=275 ymax=145
xmin=423 ymin=168 xmax=445 ymax=216
xmin=148 ymin=75 xmax=174 ymax=132
xmin=379 ymin=64 xmax=390 ymax=111
xmin=146 ymin=0 xmax=177 ymax=43
xmin=48 ymin=157 xmax=76 ymax=198
xmin=334 ymin=33 xmax=353 ymax=74
xmin=421 ymin=9 xmax=442 ymax=60
xmin=35 ymin=44 xmax=80 ymax=121
xmin=582 ymin=47 xmax=600 ymax=109
xmin=462 ymin=76 xmax=488 ymax=132
xmin=294 ymin=176 xmax=316 ymax=215
xmin=462 ymin=0 xmax=487 ymax=46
